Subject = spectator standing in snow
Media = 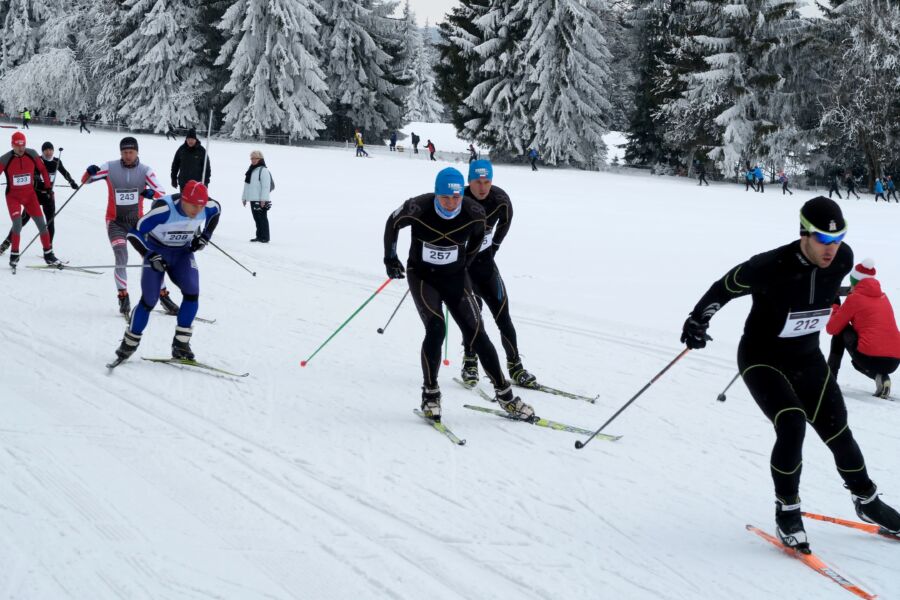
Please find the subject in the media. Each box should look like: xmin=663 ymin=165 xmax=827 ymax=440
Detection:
xmin=426 ymin=139 xmax=436 ymax=161
xmin=697 ymin=162 xmax=709 ymax=186
xmin=242 ymin=150 xmax=272 ymax=243
xmin=886 ymin=176 xmax=897 ymax=202
xmin=779 ymin=170 xmax=793 ymax=195
xmin=754 ymin=165 xmax=765 ymax=193
xmin=78 ymin=113 xmax=91 ymax=134
xmin=164 ymin=123 xmax=178 ymax=141
xmin=846 ymin=172 xmax=860 ymax=199
xmin=528 ymin=148 xmax=539 ymax=171
xmin=171 ymin=128 xmax=211 ymax=191
xmin=468 ymin=144 xmax=477 ymax=163
xmin=389 ymin=131 xmax=397 ymax=152
xmin=828 ymin=173 xmax=843 ymax=199
xmin=745 ymin=169 xmax=756 ymax=192
xmin=355 ymin=129 xmax=369 ymax=157
xmin=411 ymin=132 xmax=420 ymax=154
xmin=874 ymin=177 xmax=886 ymax=202
xmin=21 ymin=108 xmax=31 ymax=129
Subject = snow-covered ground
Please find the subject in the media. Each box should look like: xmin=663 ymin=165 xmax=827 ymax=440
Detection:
xmin=1 ymin=125 xmax=898 ymax=599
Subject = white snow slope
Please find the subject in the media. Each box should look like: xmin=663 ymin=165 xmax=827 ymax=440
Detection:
xmin=1 ymin=125 xmax=899 ymax=600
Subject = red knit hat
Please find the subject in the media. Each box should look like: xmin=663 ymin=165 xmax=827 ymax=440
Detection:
xmin=181 ymin=180 xmax=208 ymax=206
xmin=850 ymin=258 xmax=875 ymax=285
xmin=11 ymin=132 xmax=25 ymax=146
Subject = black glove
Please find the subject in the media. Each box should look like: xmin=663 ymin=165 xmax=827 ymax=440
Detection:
xmin=190 ymin=236 xmax=208 ymax=252
xmin=681 ymin=316 xmax=712 ymax=350
xmin=69 ymin=181 xmax=78 ymax=190
xmin=86 ymin=164 xmax=100 ymax=176
xmin=142 ymin=188 xmax=157 ymax=199
xmin=148 ymin=253 xmax=167 ymax=273
xmin=384 ymin=256 xmax=405 ymax=279
xmin=171 ymin=178 xmax=178 ymax=189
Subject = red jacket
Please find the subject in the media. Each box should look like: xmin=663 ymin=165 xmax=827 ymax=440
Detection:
xmin=827 ymin=278 xmax=900 ymax=358
xmin=0 ymin=149 xmax=52 ymax=202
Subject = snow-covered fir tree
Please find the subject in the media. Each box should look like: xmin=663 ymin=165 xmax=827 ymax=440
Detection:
xmin=517 ymin=0 xmax=613 ymax=167
xmin=435 ymin=0 xmax=490 ymax=133
xmin=114 ymin=0 xmax=211 ymax=132
xmin=0 ymin=0 xmax=40 ymax=78
xmin=216 ymin=0 xmax=331 ymax=140
xmin=404 ymin=17 xmax=443 ymax=122
xmin=319 ymin=0 xmax=401 ymax=141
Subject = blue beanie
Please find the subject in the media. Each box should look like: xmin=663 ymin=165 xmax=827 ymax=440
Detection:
xmin=435 ymin=167 xmax=465 ymax=196
xmin=468 ymin=159 xmax=493 ymax=182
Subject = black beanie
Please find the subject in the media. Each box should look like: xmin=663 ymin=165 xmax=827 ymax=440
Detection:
xmin=800 ymin=196 xmax=846 ymax=235
xmin=120 ymin=136 xmax=139 ymax=151
xmin=41 ymin=141 xmax=53 ymax=151
xmin=186 ymin=128 xmax=198 ymax=140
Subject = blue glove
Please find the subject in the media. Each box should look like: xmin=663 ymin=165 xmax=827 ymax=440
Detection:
xmin=86 ymin=164 xmax=100 ymax=176
xmin=141 ymin=188 xmax=156 ymax=199
xmin=148 ymin=253 xmax=167 ymax=273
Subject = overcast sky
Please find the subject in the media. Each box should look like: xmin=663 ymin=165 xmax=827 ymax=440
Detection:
xmin=405 ymin=0 xmax=819 ymax=26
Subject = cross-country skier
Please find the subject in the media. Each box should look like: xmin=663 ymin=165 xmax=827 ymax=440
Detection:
xmin=0 ymin=132 xmax=61 ymax=268
xmin=778 ymin=170 xmax=793 ymax=195
xmin=383 ymin=167 xmax=535 ymax=423
xmin=828 ymin=173 xmax=842 ymax=199
xmin=886 ymin=175 xmax=897 ymax=202
xmin=873 ymin=177 xmax=886 ymax=202
xmin=681 ymin=196 xmax=900 ymax=551
xmin=78 ymin=113 xmax=91 ymax=134
xmin=459 ymin=159 xmax=537 ymax=389
xmin=845 ymin=172 xmax=860 ymax=199
xmin=81 ymin=137 xmax=178 ymax=317
xmin=754 ymin=164 xmax=765 ymax=192
xmin=112 ymin=181 xmax=220 ymax=364
xmin=697 ymin=162 xmax=709 ymax=186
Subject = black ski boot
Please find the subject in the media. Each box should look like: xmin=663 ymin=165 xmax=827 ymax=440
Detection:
xmin=775 ymin=495 xmax=809 ymax=553
xmin=853 ymin=485 xmax=900 ymax=534
xmin=43 ymin=248 xmax=61 ymax=266
xmin=117 ymin=290 xmax=131 ymax=316
xmin=421 ymin=386 xmax=442 ymax=422
xmin=159 ymin=288 xmax=180 ymax=315
xmin=460 ymin=352 xmax=479 ymax=387
xmin=115 ymin=330 xmax=142 ymax=361
xmin=508 ymin=357 xmax=537 ymax=388
xmin=9 ymin=251 xmax=20 ymax=268
xmin=495 ymin=385 xmax=535 ymax=420
xmin=171 ymin=326 xmax=195 ymax=360
xmin=0 ymin=238 xmax=10 ymax=256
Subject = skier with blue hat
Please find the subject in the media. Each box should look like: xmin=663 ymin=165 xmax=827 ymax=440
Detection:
xmin=383 ymin=167 xmax=536 ymax=423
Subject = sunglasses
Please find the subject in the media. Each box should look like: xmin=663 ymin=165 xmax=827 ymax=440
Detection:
xmin=801 ymin=215 xmax=847 ymax=245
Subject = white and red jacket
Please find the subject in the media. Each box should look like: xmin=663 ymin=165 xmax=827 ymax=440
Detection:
xmin=84 ymin=159 xmax=165 ymax=224
xmin=827 ymin=278 xmax=900 ymax=358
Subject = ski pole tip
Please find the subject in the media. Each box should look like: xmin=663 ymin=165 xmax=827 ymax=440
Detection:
xmin=442 ymin=359 xmax=450 ymax=366
xmin=300 ymin=360 xmax=308 ymax=367
xmin=574 ymin=440 xmax=585 ymax=450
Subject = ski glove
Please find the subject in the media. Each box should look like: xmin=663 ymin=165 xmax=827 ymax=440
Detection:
xmin=384 ymin=257 xmax=405 ymax=279
xmin=171 ymin=178 xmax=178 ymax=189
xmin=190 ymin=236 xmax=208 ymax=252
xmin=69 ymin=181 xmax=78 ymax=190
xmin=82 ymin=164 xmax=99 ymax=183
xmin=148 ymin=253 xmax=167 ymax=273
xmin=141 ymin=188 xmax=156 ymax=199
xmin=681 ymin=316 xmax=712 ymax=350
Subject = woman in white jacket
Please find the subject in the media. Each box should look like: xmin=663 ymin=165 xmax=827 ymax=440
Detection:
xmin=243 ymin=150 xmax=272 ymax=242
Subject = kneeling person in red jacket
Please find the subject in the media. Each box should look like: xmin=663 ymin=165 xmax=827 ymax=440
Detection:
xmin=827 ymin=258 xmax=900 ymax=398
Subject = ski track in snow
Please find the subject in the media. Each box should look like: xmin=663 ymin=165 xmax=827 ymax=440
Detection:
xmin=1 ymin=125 xmax=899 ymax=599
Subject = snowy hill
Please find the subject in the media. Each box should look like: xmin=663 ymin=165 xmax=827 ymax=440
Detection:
xmin=1 ymin=125 xmax=898 ymax=599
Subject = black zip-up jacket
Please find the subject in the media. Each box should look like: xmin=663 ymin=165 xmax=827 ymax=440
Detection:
xmin=171 ymin=142 xmax=211 ymax=188
xmin=464 ymin=184 xmax=512 ymax=264
xmin=690 ymin=240 xmax=853 ymax=355
xmin=384 ymin=194 xmax=486 ymax=277
xmin=36 ymin=157 xmax=77 ymax=196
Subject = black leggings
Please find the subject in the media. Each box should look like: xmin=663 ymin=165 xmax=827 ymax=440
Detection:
xmin=738 ymin=339 xmax=873 ymax=498
xmin=829 ymin=326 xmax=900 ymax=379
xmin=467 ymin=257 xmax=519 ymax=361
xmin=407 ymin=267 xmax=506 ymax=389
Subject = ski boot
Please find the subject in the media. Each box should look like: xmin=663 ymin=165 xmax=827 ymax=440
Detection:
xmin=460 ymin=352 xmax=479 ymax=388
xmin=115 ymin=330 xmax=142 ymax=361
xmin=43 ymin=248 xmax=61 ymax=266
xmin=159 ymin=288 xmax=180 ymax=315
xmin=775 ymin=495 xmax=809 ymax=553
xmin=0 ymin=238 xmax=10 ymax=256
xmin=508 ymin=357 xmax=538 ymax=388
xmin=852 ymin=485 xmax=900 ymax=534
xmin=421 ymin=386 xmax=442 ymax=422
xmin=171 ymin=326 xmax=195 ymax=360
xmin=117 ymin=290 xmax=131 ymax=317
xmin=875 ymin=374 xmax=891 ymax=399
xmin=9 ymin=251 xmax=20 ymax=268
xmin=495 ymin=385 xmax=535 ymax=421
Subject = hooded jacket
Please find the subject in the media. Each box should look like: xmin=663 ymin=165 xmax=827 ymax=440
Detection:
xmin=827 ymin=277 xmax=900 ymax=358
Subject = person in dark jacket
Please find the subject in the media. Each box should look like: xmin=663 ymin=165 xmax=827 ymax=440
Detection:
xmin=171 ymin=128 xmax=211 ymax=190
xmin=411 ymin=132 xmax=420 ymax=154
xmin=886 ymin=176 xmax=898 ymax=202
xmin=389 ymin=131 xmax=397 ymax=151
xmin=697 ymin=162 xmax=709 ymax=186
xmin=828 ymin=173 xmax=843 ymax=199
xmin=78 ymin=113 xmax=91 ymax=134
xmin=846 ymin=173 xmax=860 ymax=199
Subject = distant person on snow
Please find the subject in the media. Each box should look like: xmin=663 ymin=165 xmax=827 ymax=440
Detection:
xmin=886 ymin=176 xmax=898 ymax=202
xmin=411 ymin=132 xmax=420 ymax=154
xmin=873 ymin=177 xmax=886 ymax=202
xmin=389 ymin=131 xmax=397 ymax=152
xmin=754 ymin=165 xmax=765 ymax=193
xmin=468 ymin=144 xmax=477 ymax=163
xmin=779 ymin=170 xmax=793 ymax=195
xmin=165 ymin=123 xmax=178 ymax=141
xmin=426 ymin=139 xmax=436 ymax=161
xmin=827 ymin=259 xmax=900 ymax=399
xmin=242 ymin=150 xmax=272 ymax=243
xmin=845 ymin=172 xmax=860 ymax=199
xmin=171 ymin=128 xmax=211 ymax=191
xmin=828 ymin=173 xmax=842 ymax=199
xmin=697 ymin=162 xmax=709 ymax=186
xmin=78 ymin=113 xmax=91 ymax=134
xmin=354 ymin=129 xmax=369 ymax=157
xmin=744 ymin=169 xmax=756 ymax=192
xmin=21 ymin=108 xmax=31 ymax=129
xmin=528 ymin=148 xmax=539 ymax=171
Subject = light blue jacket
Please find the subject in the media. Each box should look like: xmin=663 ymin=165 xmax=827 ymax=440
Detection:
xmin=875 ymin=179 xmax=884 ymax=194
xmin=242 ymin=166 xmax=271 ymax=202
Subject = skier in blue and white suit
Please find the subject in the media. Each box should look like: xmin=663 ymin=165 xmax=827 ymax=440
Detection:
xmin=113 ymin=180 xmax=221 ymax=363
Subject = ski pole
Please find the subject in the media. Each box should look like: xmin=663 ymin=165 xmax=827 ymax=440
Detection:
xmin=58 ymin=264 xmax=145 ymax=269
xmin=50 ymin=147 xmax=63 ymax=191
xmin=717 ymin=372 xmax=741 ymax=402
xmin=208 ymin=239 xmax=256 ymax=276
xmin=201 ymin=109 xmax=212 ymax=185
xmin=20 ymin=184 xmax=83 ymax=255
xmin=443 ymin=305 xmax=450 ymax=366
xmin=377 ymin=288 xmax=409 ymax=334
xmin=301 ymin=278 xmax=393 ymax=367
xmin=575 ymin=348 xmax=690 ymax=450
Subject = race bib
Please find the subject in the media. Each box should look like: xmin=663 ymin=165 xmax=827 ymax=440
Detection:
xmin=422 ymin=242 xmax=459 ymax=266
xmin=12 ymin=173 xmax=31 ymax=186
xmin=779 ymin=308 xmax=832 ymax=338
xmin=115 ymin=189 xmax=139 ymax=206
xmin=479 ymin=227 xmax=495 ymax=253
xmin=160 ymin=230 xmax=194 ymax=244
